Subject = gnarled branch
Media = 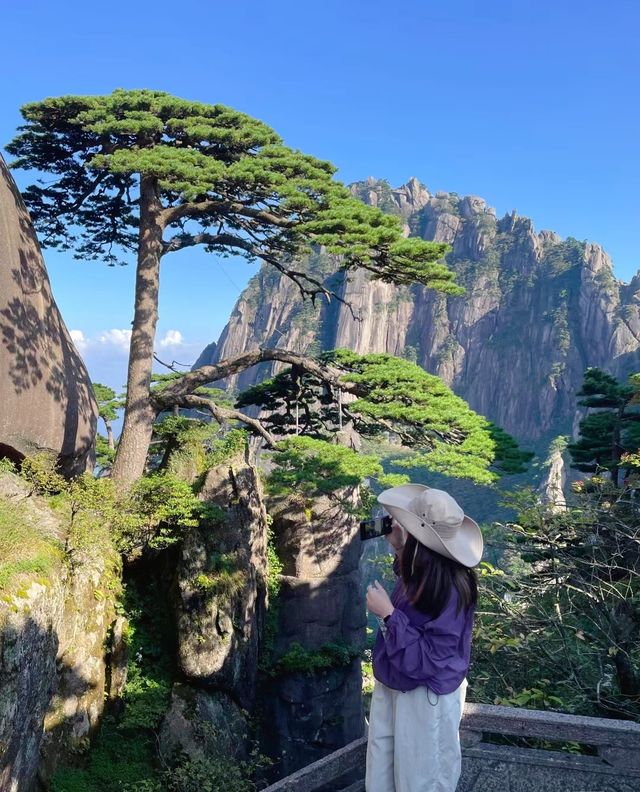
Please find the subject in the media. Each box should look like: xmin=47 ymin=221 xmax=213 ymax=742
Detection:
xmin=179 ymin=394 xmax=276 ymax=447
xmin=151 ymin=348 xmax=362 ymax=410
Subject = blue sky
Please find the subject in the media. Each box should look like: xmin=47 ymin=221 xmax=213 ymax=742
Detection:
xmin=2 ymin=0 xmax=639 ymax=395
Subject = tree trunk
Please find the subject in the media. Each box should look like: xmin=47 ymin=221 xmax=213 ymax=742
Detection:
xmin=611 ymin=414 xmax=622 ymax=487
xmin=105 ymin=420 xmax=115 ymax=450
xmin=111 ymin=176 xmax=164 ymax=487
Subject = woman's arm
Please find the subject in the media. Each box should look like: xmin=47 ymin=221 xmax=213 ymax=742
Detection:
xmin=382 ymin=604 xmax=466 ymax=680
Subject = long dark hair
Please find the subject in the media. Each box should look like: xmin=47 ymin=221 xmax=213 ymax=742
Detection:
xmin=400 ymin=533 xmax=478 ymax=618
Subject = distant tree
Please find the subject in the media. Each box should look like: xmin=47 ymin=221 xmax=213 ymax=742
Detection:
xmin=568 ymin=368 xmax=640 ymax=486
xmin=95 ymin=434 xmax=116 ymax=469
xmin=93 ymin=383 xmax=122 ymax=450
xmin=7 ymin=89 xmax=459 ymax=486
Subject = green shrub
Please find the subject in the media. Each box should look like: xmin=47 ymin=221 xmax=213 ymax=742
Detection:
xmin=51 ymin=722 xmax=158 ymax=792
xmin=268 ymin=436 xmax=384 ymax=499
xmin=192 ymin=552 xmax=246 ymax=600
xmin=0 ymin=458 xmax=16 ymax=474
xmin=204 ymin=429 xmax=248 ymax=468
xmin=275 ymin=641 xmax=361 ymax=675
xmin=118 ymin=473 xmax=204 ymax=553
xmin=20 ymin=452 xmax=66 ymax=494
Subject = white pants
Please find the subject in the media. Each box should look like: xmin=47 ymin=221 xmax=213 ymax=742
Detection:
xmin=365 ymin=679 xmax=467 ymax=792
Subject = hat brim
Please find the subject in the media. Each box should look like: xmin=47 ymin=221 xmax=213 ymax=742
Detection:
xmin=378 ymin=485 xmax=483 ymax=568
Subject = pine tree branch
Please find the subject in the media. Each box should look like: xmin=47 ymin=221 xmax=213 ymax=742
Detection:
xmin=151 ymin=348 xmax=361 ymax=410
xmin=161 ymin=231 xmax=358 ymax=317
xmin=161 ymin=199 xmax=295 ymax=229
xmin=178 ymin=394 xmax=276 ymax=447
xmin=162 ymin=232 xmax=255 ymax=254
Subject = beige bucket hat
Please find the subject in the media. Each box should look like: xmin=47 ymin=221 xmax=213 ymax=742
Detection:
xmin=377 ymin=484 xmax=483 ymax=568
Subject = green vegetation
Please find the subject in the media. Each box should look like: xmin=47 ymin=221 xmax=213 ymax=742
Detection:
xmin=275 ymin=641 xmax=362 ymax=675
xmin=1 ymin=452 xmax=205 ymax=564
xmin=435 ymin=334 xmax=459 ymax=364
xmin=542 ymin=237 xmax=585 ymax=276
xmin=51 ymin=579 xmax=173 ymax=791
xmin=550 ymin=305 xmax=570 ymax=354
xmin=260 ymin=520 xmax=284 ymax=673
xmin=191 ymin=552 xmax=246 ymax=599
xmin=0 ymin=458 xmax=16 ymax=474
xmin=473 ymin=483 xmax=640 ymax=720
xmin=118 ymin=472 xmax=206 ymax=553
xmin=205 ymin=428 xmax=248 ymax=468
xmin=93 ymin=383 xmax=123 ymax=457
xmin=267 ymin=436 xmax=397 ymax=499
xmin=568 ymin=368 xmax=640 ymax=485
xmin=239 ymin=350 xmax=531 ymax=487
xmin=151 ymin=416 xmax=247 ymax=484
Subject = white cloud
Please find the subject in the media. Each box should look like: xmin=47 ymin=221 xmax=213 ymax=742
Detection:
xmin=70 ymin=327 xmax=189 ymax=358
xmin=159 ymin=329 xmax=185 ymax=348
xmin=97 ymin=328 xmax=133 ymax=353
xmin=69 ymin=329 xmax=88 ymax=353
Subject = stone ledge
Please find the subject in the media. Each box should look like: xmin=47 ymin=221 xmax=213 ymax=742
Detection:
xmin=462 ymin=702 xmax=640 ymax=749
xmin=464 ymin=742 xmax=640 ymax=776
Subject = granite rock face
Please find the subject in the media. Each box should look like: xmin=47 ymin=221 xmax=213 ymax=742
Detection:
xmin=173 ymin=455 xmax=268 ymax=709
xmin=199 ymin=178 xmax=640 ymax=448
xmin=158 ymin=684 xmax=249 ymax=765
xmin=0 ymin=154 xmax=97 ymax=475
xmin=0 ymin=474 xmax=119 ymax=791
xmin=263 ymin=491 xmax=367 ymax=777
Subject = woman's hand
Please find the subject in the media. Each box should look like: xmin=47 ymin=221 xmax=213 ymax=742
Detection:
xmin=386 ymin=520 xmax=405 ymax=551
xmin=366 ymin=580 xmax=394 ymax=619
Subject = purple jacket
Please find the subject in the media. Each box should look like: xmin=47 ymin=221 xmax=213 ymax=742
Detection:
xmin=372 ymin=556 xmax=475 ymax=695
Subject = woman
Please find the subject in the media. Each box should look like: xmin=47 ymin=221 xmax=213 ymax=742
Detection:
xmin=365 ymin=484 xmax=482 ymax=792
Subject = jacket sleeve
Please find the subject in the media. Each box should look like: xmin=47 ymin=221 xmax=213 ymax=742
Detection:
xmin=382 ymin=601 xmax=467 ymax=680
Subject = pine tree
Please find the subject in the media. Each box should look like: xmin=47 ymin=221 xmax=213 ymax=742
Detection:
xmin=7 ymin=89 xmax=458 ymax=486
xmin=236 ymin=350 xmax=532 ymax=485
xmin=568 ymin=368 xmax=640 ymax=485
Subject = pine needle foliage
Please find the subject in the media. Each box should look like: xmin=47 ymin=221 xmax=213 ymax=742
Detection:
xmin=239 ymin=350 xmax=531 ymax=485
xmin=7 ymin=89 xmax=457 ymax=292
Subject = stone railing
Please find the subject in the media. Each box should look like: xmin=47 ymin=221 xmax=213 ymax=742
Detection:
xmin=261 ymin=702 xmax=640 ymax=792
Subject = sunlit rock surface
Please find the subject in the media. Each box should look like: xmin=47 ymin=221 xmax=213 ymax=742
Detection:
xmin=0 ymin=154 xmax=97 ymax=475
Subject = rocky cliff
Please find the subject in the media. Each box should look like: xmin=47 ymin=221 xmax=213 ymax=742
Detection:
xmin=0 ymin=473 xmax=121 ymax=791
xmin=198 ymin=177 xmax=640 ymax=449
xmin=262 ymin=490 xmax=366 ymax=777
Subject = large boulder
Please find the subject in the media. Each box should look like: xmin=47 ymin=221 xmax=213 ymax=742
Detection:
xmin=270 ymin=490 xmax=366 ymax=657
xmin=0 ymin=155 xmax=97 ymax=475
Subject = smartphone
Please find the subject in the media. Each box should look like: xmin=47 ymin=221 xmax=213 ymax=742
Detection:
xmin=359 ymin=515 xmax=393 ymax=541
